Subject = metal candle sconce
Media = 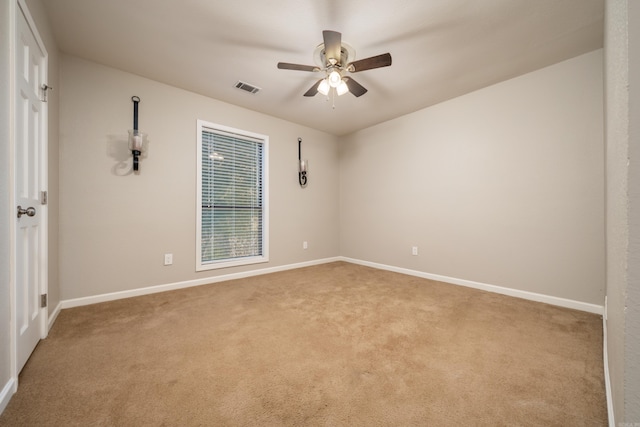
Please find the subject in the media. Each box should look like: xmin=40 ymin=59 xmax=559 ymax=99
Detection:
xmin=298 ymin=137 xmax=308 ymax=187
xmin=128 ymin=96 xmax=148 ymax=172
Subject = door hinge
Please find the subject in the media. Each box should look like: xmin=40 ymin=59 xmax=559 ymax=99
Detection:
xmin=41 ymin=84 xmax=53 ymax=102
xmin=40 ymin=294 xmax=47 ymax=308
xmin=40 ymin=190 xmax=48 ymax=205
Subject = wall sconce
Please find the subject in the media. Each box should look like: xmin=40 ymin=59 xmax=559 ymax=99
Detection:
xmin=298 ymin=137 xmax=308 ymax=187
xmin=128 ymin=96 xmax=148 ymax=172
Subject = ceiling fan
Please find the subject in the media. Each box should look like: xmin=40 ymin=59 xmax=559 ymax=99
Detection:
xmin=277 ymin=30 xmax=392 ymax=98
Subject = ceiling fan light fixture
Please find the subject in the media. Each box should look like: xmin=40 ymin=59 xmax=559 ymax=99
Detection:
xmin=336 ymin=80 xmax=349 ymax=96
xmin=328 ymin=70 xmax=342 ymax=88
xmin=317 ymin=79 xmax=330 ymax=96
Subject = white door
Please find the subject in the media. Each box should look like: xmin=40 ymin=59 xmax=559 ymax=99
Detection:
xmin=15 ymin=1 xmax=48 ymax=373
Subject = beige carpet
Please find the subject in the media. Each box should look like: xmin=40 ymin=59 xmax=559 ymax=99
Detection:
xmin=0 ymin=262 xmax=607 ymax=426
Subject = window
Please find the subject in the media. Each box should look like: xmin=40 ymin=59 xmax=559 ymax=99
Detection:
xmin=196 ymin=120 xmax=268 ymax=271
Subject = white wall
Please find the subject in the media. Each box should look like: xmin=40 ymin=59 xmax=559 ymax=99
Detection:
xmin=340 ymin=50 xmax=604 ymax=305
xmin=605 ymin=0 xmax=640 ymax=422
xmin=59 ymin=55 xmax=340 ymax=300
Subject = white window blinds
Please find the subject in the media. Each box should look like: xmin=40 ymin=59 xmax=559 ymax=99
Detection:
xmin=197 ymin=121 xmax=268 ymax=270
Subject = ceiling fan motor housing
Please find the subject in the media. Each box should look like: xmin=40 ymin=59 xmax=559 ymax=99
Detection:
xmin=314 ymin=43 xmax=355 ymax=69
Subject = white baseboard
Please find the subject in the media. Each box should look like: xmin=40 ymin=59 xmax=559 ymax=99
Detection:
xmin=60 ymin=257 xmax=341 ymax=309
xmin=48 ymin=301 xmax=62 ymax=331
xmin=602 ymin=302 xmax=615 ymax=427
xmin=340 ymin=257 xmax=604 ymax=315
xmin=60 ymin=255 xmax=604 ymax=315
xmin=0 ymin=377 xmax=16 ymax=416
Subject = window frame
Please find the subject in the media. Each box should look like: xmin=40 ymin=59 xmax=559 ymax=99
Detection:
xmin=196 ymin=119 xmax=269 ymax=271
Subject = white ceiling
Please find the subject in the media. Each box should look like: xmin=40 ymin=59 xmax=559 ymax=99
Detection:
xmin=42 ymin=0 xmax=604 ymax=136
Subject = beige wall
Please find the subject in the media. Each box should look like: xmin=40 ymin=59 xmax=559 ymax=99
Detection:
xmin=59 ymin=55 xmax=340 ymax=300
xmin=340 ymin=50 xmax=605 ymax=305
xmin=626 ymin=3 xmax=640 ymax=419
xmin=627 ymin=0 xmax=640 ymax=412
xmin=605 ymin=0 xmax=640 ymax=422
xmin=605 ymin=0 xmax=628 ymax=421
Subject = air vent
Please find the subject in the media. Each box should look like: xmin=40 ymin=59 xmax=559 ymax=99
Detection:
xmin=234 ymin=81 xmax=261 ymax=94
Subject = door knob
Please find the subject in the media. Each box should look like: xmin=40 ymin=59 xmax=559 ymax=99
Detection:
xmin=17 ymin=206 xmax=36 ymax=218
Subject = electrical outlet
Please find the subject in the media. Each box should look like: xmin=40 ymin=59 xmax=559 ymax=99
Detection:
xmin=164 ymin=253 xmax=173 ymax=266
xmin=303 ymin=241 xmax=308 ymax=250
xmin=412 ymin=246 xmax=418 ymax=256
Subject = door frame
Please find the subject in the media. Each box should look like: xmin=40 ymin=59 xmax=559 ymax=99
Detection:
xmin=9 ymin=0 xmax=49 ymax=387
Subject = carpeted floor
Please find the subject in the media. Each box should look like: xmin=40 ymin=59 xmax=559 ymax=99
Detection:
xmin=0 ymin=262 xmax=607 ymax=426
